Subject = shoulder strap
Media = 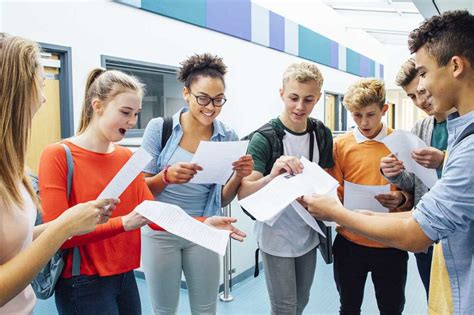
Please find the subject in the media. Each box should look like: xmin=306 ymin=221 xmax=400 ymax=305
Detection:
xmin=59 ymin=143 xmax=80 ymax=276
xmin=454 ymin=122 xmax=474 ymax=147
xmin=60 ymin=143 xmax=73 ymax=200
xmin=161 ymin=117 xmax=173 ymax=149
xmin=257 ymin=120 xmax=284 ymax=175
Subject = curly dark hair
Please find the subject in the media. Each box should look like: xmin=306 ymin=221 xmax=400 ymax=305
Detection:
xmin=177 ymin=53 xmax=227 ymax=88
xmin=408 ymin=10 xmax=474 ymax=66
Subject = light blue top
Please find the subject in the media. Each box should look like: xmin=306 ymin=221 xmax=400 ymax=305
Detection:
xmin=157 ymin=146 xmax=211 ymax=216
xmin=413 ymin=110 xmax=474 ymax=314
xmin=141 ymin=107 xmax=239 ymax=217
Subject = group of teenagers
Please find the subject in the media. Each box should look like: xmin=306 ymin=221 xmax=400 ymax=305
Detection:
xmin=1 ymin=9 xmax=473 ymax=315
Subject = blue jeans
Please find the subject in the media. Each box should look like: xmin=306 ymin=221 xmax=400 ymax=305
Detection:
xmin=54 ymin=271 xmax=141 ymax=315
xmin=414 ymin=246 xmax=433 ymax=299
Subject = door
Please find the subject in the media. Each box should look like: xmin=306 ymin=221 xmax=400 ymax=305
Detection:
xmin=26 ymin=53 xmax=62 ymax=173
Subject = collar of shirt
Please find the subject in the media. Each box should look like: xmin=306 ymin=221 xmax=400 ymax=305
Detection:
xmin=172 ymin=107 xmax=227 ymax=140
xmin=353 ymin=123 xmax=388 ymax=144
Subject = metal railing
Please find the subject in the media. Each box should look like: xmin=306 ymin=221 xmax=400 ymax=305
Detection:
xmin=219 ymin=204 xmax=234 ymax=302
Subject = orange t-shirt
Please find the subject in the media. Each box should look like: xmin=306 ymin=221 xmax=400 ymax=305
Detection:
xmin=39 ymin=141 xmax=153 ymax=278
xmin=329 ymin=129 xmax=411 ymax=248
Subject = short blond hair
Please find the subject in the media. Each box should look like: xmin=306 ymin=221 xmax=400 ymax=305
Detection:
xmin=395 ymin=57 xmax=417 ymax=87
xmin=343 ymin=78 xmax=385 ymax=112
xmin=282 ymin=62 xmax=324 ymax=89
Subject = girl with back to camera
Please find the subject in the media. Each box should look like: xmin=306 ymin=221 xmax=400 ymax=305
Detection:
xmin=0 ymin=33 xmax=117 ymax=314
xmin=140 ymin=53 xmax=253 ymax=314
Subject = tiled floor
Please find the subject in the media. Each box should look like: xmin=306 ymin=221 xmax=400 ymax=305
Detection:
xmin=34 ymin=252 xmax=426 ymax=314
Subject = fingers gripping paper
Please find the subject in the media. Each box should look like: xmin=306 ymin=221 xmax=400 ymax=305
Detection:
xmin=135 ymin=201 xmax=230 ymax=256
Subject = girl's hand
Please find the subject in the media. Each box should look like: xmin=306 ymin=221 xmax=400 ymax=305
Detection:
xmin=166 ymin=162 xmax=203 ymax=184
xmin=58 ymin=198 xmax=119 ymax=236
xmin=269 ymin=156 xmax=303 ymax=180
xmin=121 ymin=210 xmax=151 ymax=231
xmin=204 ymin=216 xmax=247 ymax=242
xmin=232 ymin=155 xmax=254 ymax=179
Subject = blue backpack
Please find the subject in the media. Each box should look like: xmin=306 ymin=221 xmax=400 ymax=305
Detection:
xmin=30 ymin=143 xmax=81 ymax=299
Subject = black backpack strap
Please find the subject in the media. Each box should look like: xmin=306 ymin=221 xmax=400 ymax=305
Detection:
xmin=254 ymin=248 xmax=260 ymax=277
xmin=161 ymin=116 xmax=174 ymax=149
xmin=308 ymin=117 xmax=335 ymax=168
xmin=454 ymin=122 xmax=474 ymax=147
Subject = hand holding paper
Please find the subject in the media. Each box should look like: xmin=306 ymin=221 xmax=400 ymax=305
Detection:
xmin=381 ymin=130 xmax=438 ymax=188
xmin=135 ymin=201 xmax=231 ymax=256
xmin=238 ymin=157 xmax=339 ymax=222
xmin=96 ymin=148 xmax=152 ymax=208
xmin=190 ymin=140 xmax=249 ymax=185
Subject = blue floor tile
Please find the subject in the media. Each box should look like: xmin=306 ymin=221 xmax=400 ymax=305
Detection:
xmin=34 ymin=253 xmax=426 ymax=314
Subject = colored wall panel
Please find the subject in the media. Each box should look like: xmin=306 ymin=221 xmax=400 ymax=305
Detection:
xmin=141 ymin=0 xmax=206 ymax=27
xmin=284 ymin=18 xmax=298 ymax=55
xmin=360 ymin=55 xmax=374 ymax=77
xmin=338 ymin=45 xmax=346 ymax=72
xmin=269 ymin=11 xmax=284 ymax=51
xmin=206 ymin=0 xmax=251 ymax=41
xmin=116 ymin=0 xmax=383 ymax=78
xmin=330 ymin=41 xmax=338 ymax=69
xmin=251 ymin=2 xmax=269 ymax=46
xmin=298 ymin=26 xmax=331 ymax=67
xmin=346 ymin=48 xmax=360 ymax=76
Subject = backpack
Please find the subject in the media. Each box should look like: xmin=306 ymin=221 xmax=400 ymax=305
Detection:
xmin=242 ymin=118 xmax=335 ymax=272
xmin=31 ymin=143 xmax=81 ymax=299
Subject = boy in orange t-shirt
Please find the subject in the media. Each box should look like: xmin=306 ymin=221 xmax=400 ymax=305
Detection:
xmin=329 ymin=78 xmax=413 ymax=314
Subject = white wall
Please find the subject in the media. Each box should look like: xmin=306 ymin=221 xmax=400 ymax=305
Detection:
xmin=2 ymin=0 xmax=386 ymax=285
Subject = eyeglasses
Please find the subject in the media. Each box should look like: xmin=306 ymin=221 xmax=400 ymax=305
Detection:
xmin=189 ymin=91 xmax=227 ymax=107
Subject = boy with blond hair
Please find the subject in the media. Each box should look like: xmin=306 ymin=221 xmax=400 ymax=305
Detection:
xmin=238 ymin=62 xmax=333 ymax=314
xmin=329 ymin=78 xmax=413 ymax=315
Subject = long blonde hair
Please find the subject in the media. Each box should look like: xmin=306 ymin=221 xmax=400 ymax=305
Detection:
xmin=77 ymin=68 xmax=144 ymax=134
xmin=0 ymin=33 xmax=41 ymax=209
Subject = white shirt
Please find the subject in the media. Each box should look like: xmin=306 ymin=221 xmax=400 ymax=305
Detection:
xmin=255 ymin=129 xmax=320 ymax=257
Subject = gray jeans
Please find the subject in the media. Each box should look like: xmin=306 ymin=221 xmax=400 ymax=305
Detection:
xmin=261 ymin=248 xmax=317 ymax=315
xmin=141 ymin=228 xmax=220 ymax=315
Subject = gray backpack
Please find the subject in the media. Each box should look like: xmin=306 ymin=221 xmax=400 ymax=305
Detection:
xmin=31 ymin=143 xmax=81 ymax=299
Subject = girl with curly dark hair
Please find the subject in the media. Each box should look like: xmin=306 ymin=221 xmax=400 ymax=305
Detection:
xmin=140 ymin=53 xmax=253 ymax=314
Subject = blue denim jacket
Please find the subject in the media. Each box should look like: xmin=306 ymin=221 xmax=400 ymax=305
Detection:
xmin=413 ymin=110 xmax=474 ymax=314
xmin=141 ymin=107 xmax=238 ymax=217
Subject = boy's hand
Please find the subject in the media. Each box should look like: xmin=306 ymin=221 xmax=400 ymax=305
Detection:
xmin=302 ymin=194 xmax=343 ymax=221
xmin=411 ymin=147 xmax=445 ymax=169
xmin=269 ymin=156 xmax=303 ymax=179
xmin=375 ymin=191 xmax=405 ymax=210
xmin=380 ymin=154 xmax=404 ymax=177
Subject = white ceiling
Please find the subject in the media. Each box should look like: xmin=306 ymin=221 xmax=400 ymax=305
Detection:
xmin=320 ymin=0 xmax=424 ymax=45
xmin=321 ymin=0 xmax=474 ymax=45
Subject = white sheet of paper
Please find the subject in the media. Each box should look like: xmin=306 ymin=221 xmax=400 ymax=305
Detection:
xmin=97 ymin=148 xmax=152 ymax=202
xmin=343 ymin=181 xmax=390 ymax=212
xmin=290 ymin=201 xmax=326 ymax=237
xmin=381 ymin=130 xmax=438 ymax=188
xmin=238 ymin=157 xmax=339 ymax=222
xmin=323 ymin=186 xmax=340 ymax=227
xmin=135 ymin=201 xmax=230 ymax=256
xmin=189 ymin=140 xmax=249 ymax=185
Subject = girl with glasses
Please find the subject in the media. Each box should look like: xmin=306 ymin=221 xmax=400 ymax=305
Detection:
xmin=140 ymin=53 xmax=253 ymax=314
